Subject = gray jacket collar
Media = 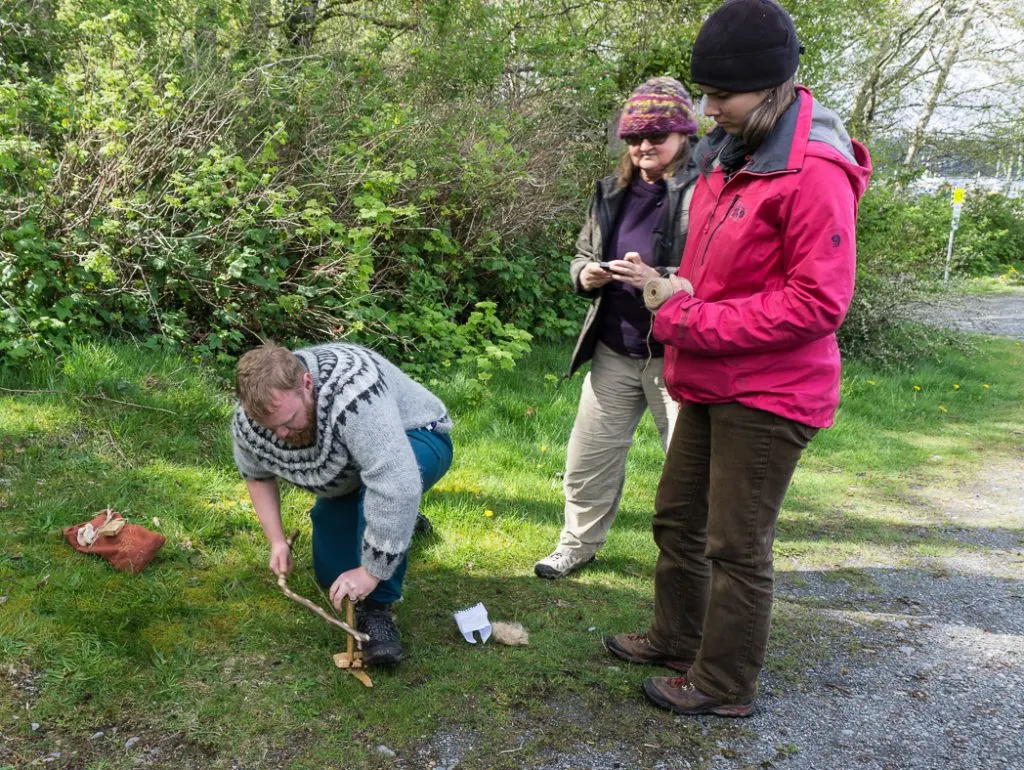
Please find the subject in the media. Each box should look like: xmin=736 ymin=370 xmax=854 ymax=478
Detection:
xmin=694 ymin=91 xmax=857 ymax=178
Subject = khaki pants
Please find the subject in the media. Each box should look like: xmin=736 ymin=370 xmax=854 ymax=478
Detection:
xmin=559 ymin=342 xmax=678 ymax=552
xmin=648 ymin=401 xmax=817 ymax=703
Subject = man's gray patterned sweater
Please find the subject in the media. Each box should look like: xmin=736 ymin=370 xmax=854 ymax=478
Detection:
xmin=231 ymin=343 xmax=452 ymax=580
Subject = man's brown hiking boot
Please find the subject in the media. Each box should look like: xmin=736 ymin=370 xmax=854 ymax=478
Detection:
xmin=643 ymin=675 xmax=755 ymax=717
xmin=602 ymin=633 xmax=690 ymax=672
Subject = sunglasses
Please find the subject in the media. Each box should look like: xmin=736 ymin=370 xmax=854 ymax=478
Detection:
xmin=623 ymin=133 xmax=671 ymax=147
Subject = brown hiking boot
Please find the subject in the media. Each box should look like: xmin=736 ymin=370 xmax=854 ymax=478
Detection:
xmin=643 ymin=675 xmax=754 ymax=718
xmin=602 ymin=633 xmax=690 ymax=673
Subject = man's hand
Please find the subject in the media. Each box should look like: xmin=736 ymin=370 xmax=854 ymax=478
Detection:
xmin=269 ymin=540 xmax=293 ymax=577
xmin=609 ymin=251 xmax=659 ymax=289
xmin=330 ymin=566 xmax=381 ymax=609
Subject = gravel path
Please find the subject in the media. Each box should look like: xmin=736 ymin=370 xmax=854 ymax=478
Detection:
xmin=504 ymin=457 xmax=1024 ymax=770
xmin=915 ymin=292 xmax=1024 ymax=340
xmin=705 ymin=455 xmax=1024 ymax=770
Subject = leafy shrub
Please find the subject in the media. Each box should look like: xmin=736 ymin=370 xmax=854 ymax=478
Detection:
xmin=837 ymin=180 xmax=1021 ymax=367
xmin=837 ymin=267 xmax=968 ymax=370
xmin=855 ymin=184 xmax=950 ymax=279
xmin=6 ymin=3 xmax=1016 ymax=377
xmin=0 ymin=9 xmax=606 ymax=376
xmin=856 ymin=183 xmax=1024 ymax=282
xmin=958 ymin=193 xmax=1024 ymax=276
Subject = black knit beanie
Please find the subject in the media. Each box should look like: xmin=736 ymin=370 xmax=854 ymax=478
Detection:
xmin=690 ymin=0 xmax=801 ymax=92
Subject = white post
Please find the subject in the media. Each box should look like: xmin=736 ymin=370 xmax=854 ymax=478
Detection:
xmin=944 ymin=188 xmax=965 ymax=286
xmin=943 ymin=227 xmax=956 ymax=286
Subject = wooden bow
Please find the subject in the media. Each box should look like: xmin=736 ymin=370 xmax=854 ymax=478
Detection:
xmin=275 ymin=531 xmax=369 ymax=644
xmin=276 ymin=574 xmax=369 ymax=643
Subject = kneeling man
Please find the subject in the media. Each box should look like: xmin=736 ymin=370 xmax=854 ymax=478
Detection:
xmin=232 ymin=342 xmax=453 ymax=665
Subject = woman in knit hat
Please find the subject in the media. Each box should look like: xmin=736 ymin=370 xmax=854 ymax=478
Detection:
xmin=533 ymin=77 xmax=699 ymax=579
xmin=604 ymin=0 xmax=872 ymax=715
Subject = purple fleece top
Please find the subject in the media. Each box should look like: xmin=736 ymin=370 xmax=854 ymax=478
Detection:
xmin=598 ymin=174 xmax=666 ymax=358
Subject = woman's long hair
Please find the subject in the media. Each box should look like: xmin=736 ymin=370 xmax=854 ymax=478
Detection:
xmin=740 ymin=78 xmax=797 ymax=150
xmin=613 ymin=135 xmax=692 ymax=189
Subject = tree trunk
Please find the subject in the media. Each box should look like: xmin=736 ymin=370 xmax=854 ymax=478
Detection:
xmin=287 ymin=0 xmax=321 ymax=49
xmin=849 ymin=49 xmax=886 ymax=140
xmin=903 ymin=0 xmax=980 ymax=167
xmin=847 ymin=2 xmax=945 ymax=141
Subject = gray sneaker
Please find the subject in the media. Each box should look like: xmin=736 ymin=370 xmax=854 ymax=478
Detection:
xmin=534 ymin=546 xmax=597 ymax=579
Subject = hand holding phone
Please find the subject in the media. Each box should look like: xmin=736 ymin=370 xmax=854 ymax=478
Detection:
xmin=581 ymin=261 xmax=615 ymax=290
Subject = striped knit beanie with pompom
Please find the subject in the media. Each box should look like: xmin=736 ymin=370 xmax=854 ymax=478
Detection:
xmin=617 ymin=77 xmax=698 ymax=139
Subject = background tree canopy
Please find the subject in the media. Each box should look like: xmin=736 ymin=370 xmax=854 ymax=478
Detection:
xmin=2 ymin=0 xmax=1023 ymax=373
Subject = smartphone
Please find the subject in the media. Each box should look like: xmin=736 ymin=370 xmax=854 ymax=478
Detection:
xmin=598 ymin=261 xmax=613 ymax=271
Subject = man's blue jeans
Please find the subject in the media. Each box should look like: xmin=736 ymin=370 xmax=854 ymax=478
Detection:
xmin=309 ymin=427 xmax=453 ymax=605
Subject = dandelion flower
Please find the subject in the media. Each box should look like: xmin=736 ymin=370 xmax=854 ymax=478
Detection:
xmin=938 ymin=405 xmax=948 ymax=413
xmin=982 ymin=384 xmax=990 ymax=390
xmin=540 ymin=445 xmax=548 ymax=454
xmin=913 ymin=385 xmax=922 ymax=392
xmin=952 ymin=383 xmax=960 ymax=390
xmin=484 ymin=509 xmax=494 ymax=518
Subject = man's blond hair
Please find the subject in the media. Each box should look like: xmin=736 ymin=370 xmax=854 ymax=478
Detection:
xmin=236 ymin=343 xmax=307 ymax=422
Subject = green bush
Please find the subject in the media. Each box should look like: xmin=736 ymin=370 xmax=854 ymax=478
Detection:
xmin=4 ymin=2 xmax=1019 ymax=376
xmin=856 ymin=184 xmax=949 ymax=278
xmin=0 ymin=9 xmax=603 ymax=375
xmin=840 ymin=183 xmax=970 ymax=367
xmin=958 ymin=193 xmax=1024 ymax=276
xmin=855 ymin=183 xmax=1024 ymax=281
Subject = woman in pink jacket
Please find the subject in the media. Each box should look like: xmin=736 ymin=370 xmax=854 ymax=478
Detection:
xmin=604 ymin=0 xmax=872 ymax=716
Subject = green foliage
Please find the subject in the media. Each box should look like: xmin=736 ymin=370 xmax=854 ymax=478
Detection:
xmin=1 ymin=2 xmax=626 ymax=374
xmin=856 ymin=183 xmax=1024 ymax=280
xmin=839 ymin=185 xmax=943 ymax=367
xmin=840 ymin=182 xmax=1024 ymax=367
xmin=856 ymin=184 xmax=950 ymax=275
xmin=1 ymin=0 xmax=1021 ymax=376
xmin=958 ymin=193 xmax=1024 ymax=276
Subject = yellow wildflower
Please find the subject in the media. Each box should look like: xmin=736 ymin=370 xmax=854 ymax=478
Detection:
xmin=867 ymin=380 xmax=876 ymax=385
xmin=982 ymin=384 xmax=990 ymax=390
xmin=952 ymin=384 xmax=960 ymax=390
xmin=913 ymin=385 xmax=922 ymax=392
xmin=938 ymin=405 xmax=948 ymax=413
xmin=484 ymin=509 xmax=494 ymax=518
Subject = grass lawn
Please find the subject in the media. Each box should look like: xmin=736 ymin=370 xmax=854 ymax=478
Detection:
xmin=2 ymin=337 xmax=1022 ymax=769
xmin=952 ymin=275 xmax=1024 ymax=295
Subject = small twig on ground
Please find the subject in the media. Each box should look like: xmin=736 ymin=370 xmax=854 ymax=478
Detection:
xmin=824 ymin=682 xmax=853 ymax=696
xmin=0 ymin=387 xmax=177 ymax=415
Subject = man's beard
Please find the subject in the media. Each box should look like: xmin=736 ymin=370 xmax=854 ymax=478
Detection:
xmin=282 ymin=400 xmax=317 ymax=448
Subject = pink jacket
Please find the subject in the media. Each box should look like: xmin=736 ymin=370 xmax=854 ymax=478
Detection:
xmin=653 ymin=87 xmax=872 ymax=428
